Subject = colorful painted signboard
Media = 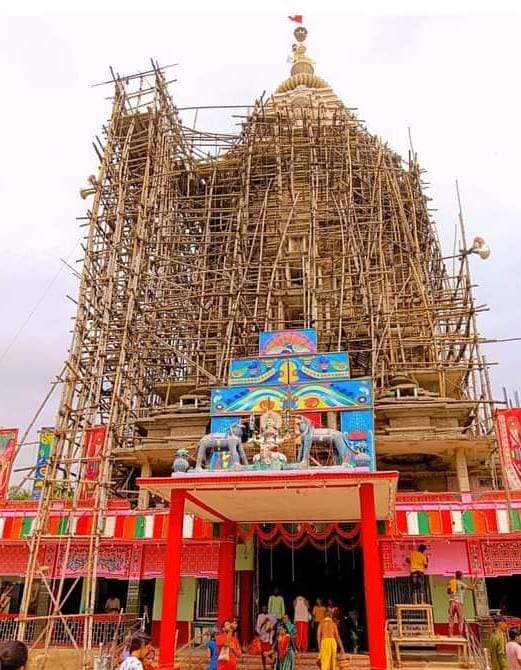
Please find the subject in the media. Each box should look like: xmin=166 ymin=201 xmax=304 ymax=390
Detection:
xmin=340 ymin=410 xmax=375 ymax=470
xmin=0 ymin=428 xmax=18 ymax=498
xmin=259 ymin=329 xmax=317 ymax=357
xmin=211 ymin=379 xmax=371 ymax=415
xmin=207 ymin=328 xmax=374 ymax=470
xmin=32 ymin=428 xmax=53 ymax=500
xmin=228 ymin=352 xmax=350 ymax=386
xmin=495 ymin=408 xmax=521 ymax=489
xmin=290 ymin=380 xmax=371 ymax=412
xmin=211 ymin=385 xmax=288 ymax=415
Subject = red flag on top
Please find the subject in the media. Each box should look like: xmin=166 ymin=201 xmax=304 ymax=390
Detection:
xmin=288 ymin=15 xmax=303 ymax=23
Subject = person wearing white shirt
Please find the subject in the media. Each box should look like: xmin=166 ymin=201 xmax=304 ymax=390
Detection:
xmin=507 ymin=628 xmax=521 ymax=670
xmin=293 ymin=596 xmax=310 ymax=652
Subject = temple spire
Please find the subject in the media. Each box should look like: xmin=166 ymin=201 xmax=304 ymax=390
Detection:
xmin=290 ymin=25 xmax=315 ymax=76
xmin=276 ymin=20 xmax=329 ymax=94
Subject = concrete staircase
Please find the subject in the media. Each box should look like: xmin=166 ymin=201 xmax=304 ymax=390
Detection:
xmin=176 ymin=651 xmax=370 ymax=670
xmin=176 ymin=649 xmax=475 ymax=670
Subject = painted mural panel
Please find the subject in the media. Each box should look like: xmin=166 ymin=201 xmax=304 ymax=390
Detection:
xmin=258 ymin=329 xmax=317 ymax=357
xmin=210 ymin=416 xmax=242 ymax=433
xmin=228 ymin=352 xmax=350 ymax=386
xmin=289 ymin=379 xmax=372 ymax=412
xmin=340 ymin=410 xmax=375 ymax=470
xmin=228 ymin=358 xmax=287 ymax=386
xmin=287 ymin=353 xmax=350 ymax=383
xmin=211 ymin=385 xmax=289 ymax=415
xmin=211 ymin=379 xmax=371 ymax=415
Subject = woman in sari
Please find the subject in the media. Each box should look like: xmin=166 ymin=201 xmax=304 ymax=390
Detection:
xmin=273 ymin=623 xmax=295 ymax=670
xmin=216 ymin=621 xmax=241 ymax=670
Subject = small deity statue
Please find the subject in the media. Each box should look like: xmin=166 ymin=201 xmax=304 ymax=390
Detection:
xmin=249 ymin=411 xmax=288 ymax=470
xmin=252 ymin=443 xmax=288 ymax=471
xmin=260 ymin=411 xmax=283 ymax=444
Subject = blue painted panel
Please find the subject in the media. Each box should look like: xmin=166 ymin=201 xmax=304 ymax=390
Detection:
xmin=211 ymin=385 xmax=289 ymax=415
xmin=288 ymin=379 xmax=372 ymax=411
xmin=340 ymin=410 xmax=375 ymax=471
xmin=211 ymin=379 xmax=371 ymax=415
xmin=286 ymin=353 xmax=350 ymax=382
xmin=228 ymin=358 xmax=287 ymax=386
xmin=210 ymin=416 xmax=242 ymax=433
xmin=228 ymin=352 xmax=350 ymax=386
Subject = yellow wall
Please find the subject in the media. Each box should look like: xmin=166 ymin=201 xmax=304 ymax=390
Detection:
xmin=236 ymin=538 xmax=254 ymax=571
xmin=429 ymin=576 xmax=475 ymax=623
xmin=153 ymin=577 xmax=196 ymax=621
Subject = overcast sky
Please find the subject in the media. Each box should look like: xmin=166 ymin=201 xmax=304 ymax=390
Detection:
xmin=1 ymin=2 xmax=520 ymax=485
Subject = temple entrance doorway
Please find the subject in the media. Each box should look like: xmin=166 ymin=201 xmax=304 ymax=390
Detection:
xmin=486 ymin=575 xmax=521 ymax=617
xmin=257 ymin=538 xmax=367 ymax=652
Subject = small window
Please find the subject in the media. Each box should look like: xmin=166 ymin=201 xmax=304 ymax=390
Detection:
xmin=384 ymin=576 xmax=432 ymax=619
xmin=196 ymin=578 xmax=218 ymax=620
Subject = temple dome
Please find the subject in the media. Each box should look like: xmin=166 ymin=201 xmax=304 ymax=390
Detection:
xmin=276 ymin=72 xmax=330 ymax=94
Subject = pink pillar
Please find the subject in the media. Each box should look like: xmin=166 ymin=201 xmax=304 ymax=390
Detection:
xmin=158 ymin=489 xmax=186 ymax=666
xmin=360 ymin=483 xmax=388 ymax=670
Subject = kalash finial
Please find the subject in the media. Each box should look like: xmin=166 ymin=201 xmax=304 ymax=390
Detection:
xmin=288 ymin=16 xmax=315 ymax=77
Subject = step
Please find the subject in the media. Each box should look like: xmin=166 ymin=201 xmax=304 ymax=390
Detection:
xmin=177 ymin=652 xmax=370 ymax=669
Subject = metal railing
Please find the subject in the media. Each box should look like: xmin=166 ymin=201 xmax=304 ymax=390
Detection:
xmin=0 ymin=614 xmax=141 ymax=649
xmin=465 ymin=620 xmax=488 ymax=670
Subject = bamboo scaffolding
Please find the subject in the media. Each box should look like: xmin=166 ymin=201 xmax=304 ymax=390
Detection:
xmin=17 ymin=61 xmax=493 ymax=668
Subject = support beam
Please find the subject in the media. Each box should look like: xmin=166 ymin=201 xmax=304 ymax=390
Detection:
xmin=360 ymin=483 xmax=387 ymax=670
xmin=159 ymin=489 xmax=186 ymax=666
xmin=138 ymin=459 xmax=152 ymax=509
xmin=455 ymin=448 xmax=471 ymax=493
xmin=217 ymin=522 xmax=236 ymax=624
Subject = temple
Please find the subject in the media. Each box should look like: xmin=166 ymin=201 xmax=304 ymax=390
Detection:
xmin=1 ymin=22 xmax=520 ymax=670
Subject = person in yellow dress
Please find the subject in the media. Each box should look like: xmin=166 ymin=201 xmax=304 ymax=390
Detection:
xmin=406 ymin=544 xmax=429 ymax=603
xmin=317 ymin=609 xmax=344 ymax=670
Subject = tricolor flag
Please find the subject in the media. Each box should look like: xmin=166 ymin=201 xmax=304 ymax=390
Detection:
xmin=288 ymin=15 xmax=303 ymax=24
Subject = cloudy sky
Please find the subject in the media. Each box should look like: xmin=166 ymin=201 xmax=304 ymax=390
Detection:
xmin=1 ymin=1 xmax=520 ymax=484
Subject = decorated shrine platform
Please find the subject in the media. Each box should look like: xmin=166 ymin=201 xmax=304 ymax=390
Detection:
xmin=137 ymin=468 xmax=399 ymax=522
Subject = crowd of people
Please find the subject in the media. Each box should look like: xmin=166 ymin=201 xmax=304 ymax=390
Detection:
xmin=112 ymin=618 xmax=521 ymax=670
xmin=242 ymin=590 xmax=347 ymax=670
xmin=200 ymin=588 xmax=349 ymax=670
xmin=2 ymin=606 xmax=521 ymax=670
xmin=487 ymin=616 xmax=521 ymax=670
xmin=111 ymin=612 xmax=521 ymax=670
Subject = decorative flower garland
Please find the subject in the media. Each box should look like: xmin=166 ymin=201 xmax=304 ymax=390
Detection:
xmin=237 ymin=522 xmax=360 ymax=550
